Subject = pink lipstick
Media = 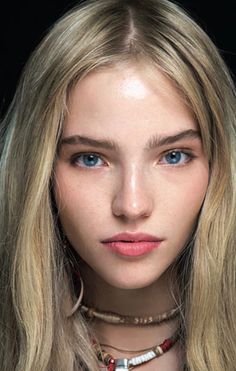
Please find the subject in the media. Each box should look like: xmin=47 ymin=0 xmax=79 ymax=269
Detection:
xmin=101 ymin=232 xmax=163 ymax=257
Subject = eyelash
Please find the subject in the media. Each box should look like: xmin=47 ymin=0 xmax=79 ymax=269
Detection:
xmin=70 ymin=149 xmax=196 ymax=168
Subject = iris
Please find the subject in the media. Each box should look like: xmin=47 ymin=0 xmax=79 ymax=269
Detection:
xmin=80 ymin=154 xmax=100 ymax=167
xmin=163 ymin=151 xmax=191 ymax=165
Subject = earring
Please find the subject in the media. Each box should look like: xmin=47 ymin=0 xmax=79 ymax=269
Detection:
xmin=67 ymin=271 xmax=84 ymax=317
xmin=62 ymin=233 xmax=77 ymax=270
xmin=61 ymin=233 xmax=84 ymax=317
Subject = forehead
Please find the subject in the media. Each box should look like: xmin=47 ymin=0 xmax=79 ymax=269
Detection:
xmin=63 ymin=62 xmax=197 ymax=139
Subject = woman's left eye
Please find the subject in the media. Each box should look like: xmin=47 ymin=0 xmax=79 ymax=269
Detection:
xmin=159 ymin=150 xmax=194 ymax=165
xmin=70 ymin=153 xmax=106 ymax=168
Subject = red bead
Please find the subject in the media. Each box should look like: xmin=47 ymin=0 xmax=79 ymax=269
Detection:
xmin=108 ymin=359 xmax=115 ymax=371
xmin=160 ymin=339 xmax=173 ymax=352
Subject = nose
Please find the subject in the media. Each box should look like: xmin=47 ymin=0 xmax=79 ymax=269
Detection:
xmin=111 ymin=165 xmax=154 ymax=221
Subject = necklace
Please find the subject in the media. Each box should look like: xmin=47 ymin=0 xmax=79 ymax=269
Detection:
xmin=99 ymin=342 xmax=160 ymax=354
xmin=93 ymin=330 xmax=180 ymax=370
xmin=80 ymin=304 xmax=180 ymax=326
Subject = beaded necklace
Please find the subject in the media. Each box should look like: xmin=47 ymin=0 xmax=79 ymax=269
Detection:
xmin=80 ymin=304 xmax=180 ymax=325
xmin=93 ymin=330 xmax=180 ymax=371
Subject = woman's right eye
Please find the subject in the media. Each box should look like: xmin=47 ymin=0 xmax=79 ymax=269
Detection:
xmin=70 ymin=153 xmax=106 ymax=168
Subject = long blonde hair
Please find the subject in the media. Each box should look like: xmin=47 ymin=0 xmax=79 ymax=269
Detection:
xmin=1 ymin=0 xmax=236 ymax=370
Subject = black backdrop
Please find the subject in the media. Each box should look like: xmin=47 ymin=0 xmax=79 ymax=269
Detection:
xmin=0 ymin=0 xmax=235 ymax=117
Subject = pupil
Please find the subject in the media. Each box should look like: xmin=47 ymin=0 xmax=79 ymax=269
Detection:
xmin=167 ymin=151 xmax=180 ymax=163
xmin=85 ymin=154 xmax=98 ymax=166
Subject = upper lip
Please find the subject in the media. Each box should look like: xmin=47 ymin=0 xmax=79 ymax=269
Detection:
xmin=101 ymin=232 xmax=162 ymax=243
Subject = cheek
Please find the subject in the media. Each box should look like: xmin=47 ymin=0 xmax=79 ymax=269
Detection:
xmin=184 ymin=168 xmax=209 ymax=210
xmin=177 ymin=174 xmax=209 ymax=235
xmin=53 ymin=171 xmax=107 ymax=233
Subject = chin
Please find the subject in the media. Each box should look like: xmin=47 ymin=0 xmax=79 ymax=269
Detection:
xmin=104 ymin=273 xmax=160 ymax=290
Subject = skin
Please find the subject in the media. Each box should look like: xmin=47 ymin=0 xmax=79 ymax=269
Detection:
xmin=53 ymin=62 xmax=209 ymax=370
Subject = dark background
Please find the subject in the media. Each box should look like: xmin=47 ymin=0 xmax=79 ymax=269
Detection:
xmin=0 ymin=0 xmax=235 ymax=117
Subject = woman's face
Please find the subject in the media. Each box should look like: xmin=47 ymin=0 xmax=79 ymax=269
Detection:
xmin=53 ymin=63 xmax=209 ymax=289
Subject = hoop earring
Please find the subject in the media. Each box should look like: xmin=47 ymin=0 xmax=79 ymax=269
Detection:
xmin=61 ymin=234 xmax=84 ymax=317
xmin=67 ymin=272 xmax=84 ymax=317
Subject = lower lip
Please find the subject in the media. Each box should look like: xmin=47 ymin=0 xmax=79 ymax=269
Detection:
xmin=102 ymin=241 xmax=162 ymax=257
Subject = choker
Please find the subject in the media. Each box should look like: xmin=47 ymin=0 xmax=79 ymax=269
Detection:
xmin=93 ymin=330 xmax=180 ymax=370
xmin=80 ymin=304 xmax=180 ymax=326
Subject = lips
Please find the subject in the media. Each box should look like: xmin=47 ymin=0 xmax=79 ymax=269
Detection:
xmin=101 ymin=232 xmax=162 ymax=243
xmin=101 ymin=232 xmax=163 ymax=257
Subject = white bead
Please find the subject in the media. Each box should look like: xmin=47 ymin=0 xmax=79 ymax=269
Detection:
xmin=148 ymin=351 xmax=156 ymax=359
xmin=129 ymin=349 xmax=157 ymax=367
xmin=157 ymin=346 xmax=164 ymax=355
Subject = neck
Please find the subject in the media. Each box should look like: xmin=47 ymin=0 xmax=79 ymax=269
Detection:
xmin=78 ymin=263 xmax=181 ymax=351
xmin=80 ymin=262 xmax=179 ymax=316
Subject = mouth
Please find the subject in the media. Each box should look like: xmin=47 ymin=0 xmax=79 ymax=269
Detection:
xmin=101 ymin=232 xmax=163 ymax=257
xmin=101 ymin=232 xmax=162 ymax=243
xmin=102 ymin=241 xmax=162 ymax=257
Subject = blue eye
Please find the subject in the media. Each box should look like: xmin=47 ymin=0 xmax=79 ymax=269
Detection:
xmin=161 ymin=151 xmax=192 ymax=165
xmin=72 ymin=153 xmax=105 ymax=168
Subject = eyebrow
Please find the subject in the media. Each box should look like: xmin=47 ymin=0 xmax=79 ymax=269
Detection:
xmin=59 ymin=129 xmax=201 ymax=152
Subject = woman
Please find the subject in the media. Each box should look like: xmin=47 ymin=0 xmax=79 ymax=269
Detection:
xmin=0 ymin=0 xmax=235 ymax=370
